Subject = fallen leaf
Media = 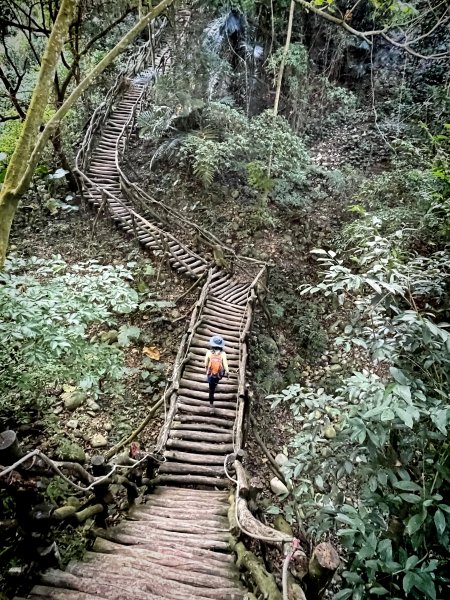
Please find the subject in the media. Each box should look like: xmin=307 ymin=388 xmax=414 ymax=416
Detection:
xmin=143 ymin=346 xmax=161 ymax=361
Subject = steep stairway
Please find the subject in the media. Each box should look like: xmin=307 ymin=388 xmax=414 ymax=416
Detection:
xmin=22 ymin=35 xmax=264 ymax=600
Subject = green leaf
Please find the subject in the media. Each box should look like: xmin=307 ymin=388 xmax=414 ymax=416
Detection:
xmin=393 ymin=384 xmax=412 ymax=404
xmin=380 ymin=408 xmax=395 ymax=421
xmin=370 ymin=587 xmax=389 ymax=596
xmin=403 ymin=572 xmax=417 ymax=594
xmin=399 ymin=493 xmax=422 ymax=504
xmin=406 ymin=512 xmax=426 ymax=535
xmin=394 ymin=406 xmax=414 ymax=428
xmin=265 ymin=505 xmax=281 ymax=515
xmin=117 ymin=324 xmax=141 ymax=347
xmin=343 ymin=571 xmax=364 ymax=584
xmin=434 ymin=509 xmax=446 ymax=536
xmin=389 ymin=367 xmax=410 ymax=385
xmin=414 ymin=572 xmax=436 ymax=600
xmin=405 ymin=555 xmax=419 ymax=570
xmin=394 ymin=480 xmax=421 ymax=492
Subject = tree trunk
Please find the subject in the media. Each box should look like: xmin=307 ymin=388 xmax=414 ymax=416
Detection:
xmin=273 ymin=0 xmax=295 ymax=117
xmin=0 ymin=0 xmax=175 ymax=268
xmin=304 ymin=542 xmax=340 ymax=599
xmin=0 ymin=0 xmax=77 ymax=267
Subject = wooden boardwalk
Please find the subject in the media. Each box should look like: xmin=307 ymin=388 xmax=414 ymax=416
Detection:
xmin=20 ymin=36 xmax=274 ymax=600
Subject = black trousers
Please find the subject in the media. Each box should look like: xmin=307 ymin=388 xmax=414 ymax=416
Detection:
xmin=207 ymin=375 xmax=220 ymax=404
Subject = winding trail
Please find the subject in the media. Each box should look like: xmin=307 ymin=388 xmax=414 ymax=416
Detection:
xmin=20 ymin=30 xmax=284 ymax=600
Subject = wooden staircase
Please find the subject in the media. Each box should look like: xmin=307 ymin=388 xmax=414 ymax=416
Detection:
xmin=21 ymin=59 xmax=263 ymax=599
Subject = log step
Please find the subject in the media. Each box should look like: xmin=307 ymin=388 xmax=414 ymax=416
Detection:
xmin=166 ymin=438 xmax=234 ymax=454
xmin=158 ymin=461 xmax=224 ymax=477
xmin=163 ymin=449 xmax=227 ymax=465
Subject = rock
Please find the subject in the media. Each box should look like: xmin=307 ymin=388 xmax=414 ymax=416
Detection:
xmin=63 ymin=391 xmax=86 ymax=412
xmin=91 ymin=434 xmax=107 ymax=448
xmin=324 ymin=425 xmax=337 ymax=439
xmin=67 ymin=497 xmax=82 ymax=509
xmin=270 ymin=477 xmax=289 ymax=495
xmin=231 ymin=189 xmax=240 ymax=199
xmin=53 ymin=406 xmax=63 ymax=415
xmin=275 ymin=453 xmax=289 ymax=467
xmin=104 ymin=422 xmax=113 ymax=432
xmin=330 ymin=354 xmax=340 ymax=364
xmin=59 ymin=442 xmax=85 ymax=463
xmin=329 ymin=364 xmax=343 ymax=373
xmin=66 ymin=419 xmax=78 ymax=429
xmin=86 ymin=399 xmax=100 ymax=411
xmin=171 ymin=308 xmax=181 ymax=319
xmin=99 ymin=329 xmax=118 ymax=343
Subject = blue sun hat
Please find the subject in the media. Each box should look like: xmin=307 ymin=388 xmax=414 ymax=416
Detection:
xmin=209 ymin=335 xmax=225 ymax=348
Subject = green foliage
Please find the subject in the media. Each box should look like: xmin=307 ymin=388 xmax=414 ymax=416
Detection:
xmin=266 ymin=41 xmax=357 ymax=134
xmin=0 ymin=255 xmax=139 ymax=429
xmin=139 ymin=93 xmax=311 ymax=197
xmin=274 ymin=162 xmax=450 ymax=598
xmin=0 ymin=118 xmax=23 ymax=158
xmin=352 ymin=168 xmax=440 ymax=211
xmin=246 ymin=161 xmax=273 ymax=192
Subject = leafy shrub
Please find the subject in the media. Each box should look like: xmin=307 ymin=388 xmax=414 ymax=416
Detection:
xmin=0 ymin=255 xmax=139 ymax=429
xmin=138 ymin=95 xmax=311 ymax=196
xmin=352 ymin=169 xmax=440 ymax=211
xmin=274 ymin=188 xmax=450 ymax=599
xmin=266 ymin=41 xmax=358 ymax=133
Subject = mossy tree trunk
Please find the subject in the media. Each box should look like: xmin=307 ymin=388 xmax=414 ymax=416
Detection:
xmin=0 ymin=0 xmax=77 ymax=266
xmin=0 ymin=0 xmax=175 ymax=268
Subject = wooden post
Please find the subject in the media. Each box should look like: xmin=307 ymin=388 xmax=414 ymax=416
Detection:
xmin=0 ymin=430 xmax=23 ymax=465
xmin=305 ymin=542 xmax=340 ymax=599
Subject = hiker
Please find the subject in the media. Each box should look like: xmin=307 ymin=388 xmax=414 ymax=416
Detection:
xmin=205 ymin=335 xmax=229 ymax=410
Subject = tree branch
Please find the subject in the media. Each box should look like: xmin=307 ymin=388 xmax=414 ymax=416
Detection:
xmin=294 ymin=0 xmax=450 ymax=60
xmin=79 ymin=5 xmax=135 ymax=58
xmin=0 ymin=65 xmax=26 ymax=119
xmin=0 ymin=114 xmax=22 ymax=123
xmin=14 ymin=0 xmax=175 ymax=197
xmin=0 ymin=18 xmax=49 ymax=34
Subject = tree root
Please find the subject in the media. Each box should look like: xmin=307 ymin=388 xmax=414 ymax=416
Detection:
xmin=230 ymin=537 xmax=282 ymax=600
xmin=105 ymin=396 xmax=164 ymax=460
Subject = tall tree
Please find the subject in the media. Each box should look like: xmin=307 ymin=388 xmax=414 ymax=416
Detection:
xmin=0 ymin=0 xmax=175 ymax=267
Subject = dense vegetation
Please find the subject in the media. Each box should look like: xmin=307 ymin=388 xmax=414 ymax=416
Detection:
xmin=1 ymin=0 xmax=449 ymax=598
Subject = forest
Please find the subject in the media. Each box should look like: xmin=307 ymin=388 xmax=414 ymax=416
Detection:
xmin=0 ymin=0 xmax=449 ymax=599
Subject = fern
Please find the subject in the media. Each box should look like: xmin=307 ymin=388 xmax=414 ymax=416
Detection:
xmin=137 ymin=107 xmax=175 ymax=141
xmin=182 ymin=137 xmax=223 ymax=187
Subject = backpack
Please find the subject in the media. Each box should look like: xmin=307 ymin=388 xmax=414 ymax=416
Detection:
xmin=209 ymin=351 xmax=224 ymax=378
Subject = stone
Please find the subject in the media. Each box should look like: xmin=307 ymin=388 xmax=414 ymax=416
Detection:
xmin=99 ymin=329 xmax=119 ymax=343
xmin=270 ymin=477 xmax=289 ymax=495
xmin=63 ymin=391 xmax=86 ymax=412
xmin=66 ymin=419 xmax=78 ymax=429
xmin=330 ymin=354 xmax=340 ymax=364
xmin=53 ymin=406 xmax=63 ymax=415
xmin=329 ymin=364 xmax=343 ymax=373
xmin=275 ymin=453 xmax=289 ymax=467
xmin=91 ymin=434 xmax=107 ymax=448
xmin=59 ymin=442 xmax=85 ymax=463
xmin=231 ymin=189 xmax=240 ymax=199
xmin=104 ymin=422 xmax=112 ymax=432
xmin=324 ymin=425 xmax=337 ymax=439
xmin=86 ymin=399 xmax=100 ymax=411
